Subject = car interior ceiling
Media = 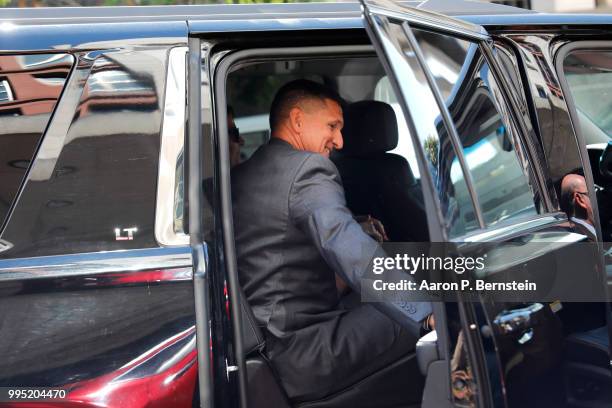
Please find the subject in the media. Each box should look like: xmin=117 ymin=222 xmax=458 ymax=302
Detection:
xmin=226 ymin=54 xmax=612 ymax=408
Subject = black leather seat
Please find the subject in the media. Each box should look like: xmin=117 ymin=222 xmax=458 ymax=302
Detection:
xmin=565 ymin=325 xmax=610 ymax=367
xmin=332 ymin=100 xmax=428 ymax=242
xmin=564 ymin=325 xmax=612 ymax=407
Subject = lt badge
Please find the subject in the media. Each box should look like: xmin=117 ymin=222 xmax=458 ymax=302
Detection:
xmin=115 ymin=227 xmax=138 ymax=241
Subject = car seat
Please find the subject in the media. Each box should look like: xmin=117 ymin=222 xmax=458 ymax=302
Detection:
xmin=564 ymin=324 xmax=612 ymax=407
xmin=332 ymin=100 xmax=428 ymax=242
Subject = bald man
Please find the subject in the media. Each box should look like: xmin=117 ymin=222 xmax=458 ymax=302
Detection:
xmin=560 ymin=173 xmax=596 ymax=240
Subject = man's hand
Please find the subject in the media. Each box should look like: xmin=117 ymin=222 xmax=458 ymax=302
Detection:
xmin=355 ymin=215 xmax=389 ymax=242
xmin=421 ymin=314 xmax=436 ymax=332
xmin=335 ymin=274 xmax=349 ymax=296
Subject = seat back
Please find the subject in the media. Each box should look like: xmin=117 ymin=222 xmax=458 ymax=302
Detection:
xmin=333 ymin=100 xmax=428 ymax=242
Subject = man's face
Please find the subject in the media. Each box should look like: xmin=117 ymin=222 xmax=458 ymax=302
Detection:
xmin=561 ymin=173 xmax=594 ymax=225
xmin=298 ymin=98 xmax=344 ymax=158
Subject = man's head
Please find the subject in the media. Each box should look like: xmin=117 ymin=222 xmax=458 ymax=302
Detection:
xmin=269 ymin=79 xmax=344 ymax=158
xmin=560 ymin=173 xmax=594 ymax=225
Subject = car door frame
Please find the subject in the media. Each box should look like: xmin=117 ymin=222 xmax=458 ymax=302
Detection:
xmin=554 ymin=39 xmax=609 ymax=243
xmin=361 ymin=1 xmax=608 ymax=407
xmin=554 ymin=36 xmax=612 ymax=379
xmin=188 ymin=22 xmax=457 ymax=408
xmin=359 ymin=1 xmax=502 ymax=406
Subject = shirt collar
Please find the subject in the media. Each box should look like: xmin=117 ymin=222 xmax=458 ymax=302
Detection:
xmin=570 ymin=216 xmax=596 ymax=237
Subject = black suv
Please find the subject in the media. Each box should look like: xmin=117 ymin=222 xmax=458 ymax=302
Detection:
xmin=0 ymin=1 xmax=611 ymax=407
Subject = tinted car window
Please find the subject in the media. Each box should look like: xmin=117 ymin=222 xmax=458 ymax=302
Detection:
xmin=0 ymin=50 xmax=168 ymax=258
xmin=0 ymin=53 xmax=73 ymax=228
xmin=413 ymin=29 xmax=539 ymax=233
xmin=379 ymin=21 xmax=479 ymax=237
xmin=564 ymin=50 xmax=612 ymax=137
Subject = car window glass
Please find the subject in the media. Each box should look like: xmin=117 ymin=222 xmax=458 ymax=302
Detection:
xmin=0 ymin=53 xmax=73 ymax=229
xmin=1 ymin=50 xmax=166 ymax=258
xmin=413 ymin=28 xmax=539 ymax=232
xmin=378 ymin=21 xmax=480 ymax=236
xmin=564 ymin=50 xmax=612 ymax=139
xmin=374 ymin=76 xmax=420 ymax=179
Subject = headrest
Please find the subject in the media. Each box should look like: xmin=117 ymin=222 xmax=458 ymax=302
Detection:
xmin=341 ymin=100 xmax=398 ymax=157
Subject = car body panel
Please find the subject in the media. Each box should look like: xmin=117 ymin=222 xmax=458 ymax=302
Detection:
xmin=0 ymin=22 xmax=194 ymax=408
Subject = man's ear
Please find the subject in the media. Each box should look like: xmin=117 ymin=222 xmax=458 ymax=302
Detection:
xmin=575 ymin=191 xmax=588 ymax=211
xmin=288 ymin=107 xmax=303 ymax=134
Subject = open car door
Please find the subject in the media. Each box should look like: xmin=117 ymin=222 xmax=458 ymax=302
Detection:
xmin=361 ymin=0 xmax=610 ymax=407
xmin=360 ymin=1 xmax=494 ymax=407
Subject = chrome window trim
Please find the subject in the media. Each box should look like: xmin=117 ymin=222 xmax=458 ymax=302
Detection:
xmin=156 ymin=46 xmax=189 ymax=247
xmin=455 ymin=212 xmax=569 ymax=243
xmin=0 ymin=246 xmax=192 ymax=281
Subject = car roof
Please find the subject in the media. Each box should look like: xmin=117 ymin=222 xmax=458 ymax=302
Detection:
xmin=0 ymin=0 xmax=531 ymax=24
xmin=0 ymin=0 xmax=610 ymax=28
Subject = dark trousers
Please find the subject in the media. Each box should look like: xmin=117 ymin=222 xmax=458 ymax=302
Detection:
xmin=267 ymin=298 xmax=424 ymax=407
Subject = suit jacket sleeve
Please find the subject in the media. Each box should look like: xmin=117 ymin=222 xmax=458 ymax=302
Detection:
xmin=289 ymin=153 xmax=432 ymax=336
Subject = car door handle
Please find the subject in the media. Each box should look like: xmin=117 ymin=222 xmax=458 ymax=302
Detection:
xmin=491 ymin=303 xmax=545 ymax=339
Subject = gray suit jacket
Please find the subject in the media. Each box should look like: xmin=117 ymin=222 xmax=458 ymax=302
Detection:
xmin=232 ymin=138 xmax=431 ymax=400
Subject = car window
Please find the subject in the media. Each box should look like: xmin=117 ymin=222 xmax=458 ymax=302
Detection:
xmin=564 ymin=50 xmax=612 ymax=139
xmin=412 ymin=28 xmax=539 ymax=234
xmin=370 ymin=20 xmax=484 ymax=237
xmin=1 ymin=50 xmax=167 ymax=258
xmin=0 ymin=53 xmax=73 ymax=229
xmin=374 ymin=76 xmax=420 ymax=179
